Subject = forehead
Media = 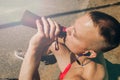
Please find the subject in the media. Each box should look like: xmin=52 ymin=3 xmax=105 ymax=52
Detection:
xmin=75 ymin=14 xmax=92 ymax=24
xmin=74 ymin=14 xmax=103 ymax=41
xmin=74 ymin=14 xmax=95 ymax=32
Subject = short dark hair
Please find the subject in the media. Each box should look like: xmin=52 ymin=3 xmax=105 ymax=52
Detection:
xmin=89 ymin=11 xmax=120 ymax=52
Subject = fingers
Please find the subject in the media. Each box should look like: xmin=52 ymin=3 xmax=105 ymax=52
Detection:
xmin=47 ymin=18 xmax=60 ymax=39
xmin=36 ymin=19 xmax=44 ymax=34
xmin=54 ymin=21 xmax=60 ymax=36
xmin=47 ymin=18 xmax=56 ymax=39
xmin=36 ymin=17 xmax=60 ymax=39
xmin=41 ymin=17 xmax=50 ymax=38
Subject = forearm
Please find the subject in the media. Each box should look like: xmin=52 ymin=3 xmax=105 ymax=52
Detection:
xmin=19 ymin=47 xmax=43 ymax=80
xmin=19 ymin=17 xmax=60 ymax=80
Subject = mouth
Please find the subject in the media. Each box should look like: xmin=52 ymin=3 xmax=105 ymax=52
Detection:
xmin=58 ymin=26 xmax=67 ymax=38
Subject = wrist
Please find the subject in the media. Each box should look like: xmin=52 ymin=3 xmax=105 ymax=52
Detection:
xmin=26 ymin=45 xmax=48 ymax=58
xmin=27 ymin=46 xmax=42 ymax=56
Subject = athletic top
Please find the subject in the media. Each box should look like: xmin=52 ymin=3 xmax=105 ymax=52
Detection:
xmin=59 ymin=64 xmax=72 ymax=80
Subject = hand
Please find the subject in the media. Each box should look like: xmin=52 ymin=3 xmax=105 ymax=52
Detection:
xmin=28 ymin=17 xmax=60 ymax=53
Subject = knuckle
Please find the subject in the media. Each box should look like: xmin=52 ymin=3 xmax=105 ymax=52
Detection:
xmin=57 ymin=29 xmax=61 ymax=33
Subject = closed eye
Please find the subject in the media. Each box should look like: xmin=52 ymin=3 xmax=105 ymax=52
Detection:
xmin=72 ymin=27 xmax=78 ymax=37
xmin=73 ymin=26 xmax=80 ymax=39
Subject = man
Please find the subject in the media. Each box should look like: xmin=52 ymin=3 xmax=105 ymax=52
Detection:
xmin=19 ymin=11 xmax=120 ymax=80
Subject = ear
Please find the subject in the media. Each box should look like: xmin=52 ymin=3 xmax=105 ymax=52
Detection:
xmin=84 ymin=50 xmax=97 ymax=58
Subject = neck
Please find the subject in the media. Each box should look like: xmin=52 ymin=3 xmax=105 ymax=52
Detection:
xmin=75 ymin=55 xmax=91 ymax=66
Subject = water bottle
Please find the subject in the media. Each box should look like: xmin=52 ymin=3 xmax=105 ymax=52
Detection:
xmin=21 ymin=10 xmax=66 ymax=38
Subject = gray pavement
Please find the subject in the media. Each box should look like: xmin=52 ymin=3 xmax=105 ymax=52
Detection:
xmin=0 ymin=0 xmax=89 ymax=79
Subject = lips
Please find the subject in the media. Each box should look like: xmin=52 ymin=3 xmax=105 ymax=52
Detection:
xmin=58 ymin=26 xmax=67 ymax=38
xmin=61 ymin=26 xmax=66 ymax=32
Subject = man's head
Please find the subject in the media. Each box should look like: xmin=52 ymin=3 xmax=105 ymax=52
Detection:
xmin=89 ymin=11 xmax=120 ymax=52
xmin=65 ymin=11 xmax=120 ymax=54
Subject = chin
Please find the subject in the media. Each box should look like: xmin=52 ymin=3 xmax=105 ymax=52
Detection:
xmin=65 ymin=42 xmax=76 ymax=53
xmin=65 ymin=41 xmax=72 ymax=50
xmin=65 ymin=43 xmax=85 ymax=54
xmin=64 ymin=38 xmax=82 ymax=54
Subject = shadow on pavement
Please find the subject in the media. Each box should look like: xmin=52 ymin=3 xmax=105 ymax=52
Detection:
xmin=106 ymin=59 xmax=120 ymax=80
xmin=41 ymin=54 xmax=57 ymax=65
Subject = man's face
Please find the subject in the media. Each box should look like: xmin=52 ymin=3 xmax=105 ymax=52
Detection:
xmin=65 ymin=14 xmax=104 ymax=54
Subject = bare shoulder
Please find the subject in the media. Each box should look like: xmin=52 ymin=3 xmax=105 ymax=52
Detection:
xmin=95 ymin=64 xmax=106 ymax=80
xmin=81 ymin=61 xmax=106 ymax=80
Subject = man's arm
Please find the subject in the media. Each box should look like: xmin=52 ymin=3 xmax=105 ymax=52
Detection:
xmin=19 ymin=47 xmax=43 ymax=80
xmin=19 ymin=17 xmax=60 ymax=80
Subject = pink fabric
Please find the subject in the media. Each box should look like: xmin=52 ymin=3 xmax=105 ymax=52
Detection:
xmin=59 ymin=64 xmax=72 ymax=80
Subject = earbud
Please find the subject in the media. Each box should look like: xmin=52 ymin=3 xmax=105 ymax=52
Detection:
xmin=84 ymin=52 xmax=91 ymax=56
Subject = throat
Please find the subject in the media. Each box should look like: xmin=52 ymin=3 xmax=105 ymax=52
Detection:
xmin=75 ymin=55 xmax=91 ymax=66
xmin=69 ymin=52 xmax=92 ymax=67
